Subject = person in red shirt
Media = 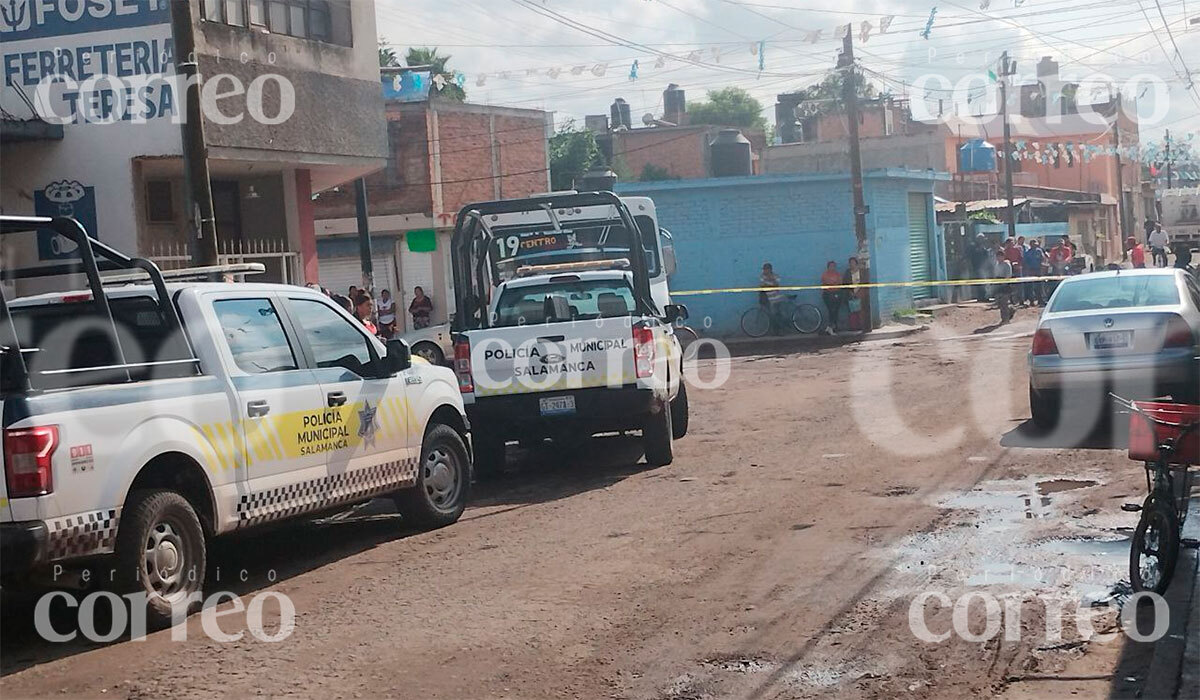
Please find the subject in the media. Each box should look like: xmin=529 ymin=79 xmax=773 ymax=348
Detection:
xmin=1127 ymin=236 xmax=1146 ymax=268
xmin=820 ymin=261 xmax=842 ymax=334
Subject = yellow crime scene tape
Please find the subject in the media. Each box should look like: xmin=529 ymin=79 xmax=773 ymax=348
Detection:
xmin=670 ymin=276 xmax=1069 ymax=297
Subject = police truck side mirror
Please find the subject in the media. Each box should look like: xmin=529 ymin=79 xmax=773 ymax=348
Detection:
xmin=384 ymin=338 xmax=412 ymax=374
xmin=664 ymin=304 xmax=688 ymax=323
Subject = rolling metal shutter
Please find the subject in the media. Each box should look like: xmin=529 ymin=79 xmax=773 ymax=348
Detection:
xmin=318 ymin=252 xmax=397 ymax=299
xmin=907 ymin=192 xmax=933 ymax=300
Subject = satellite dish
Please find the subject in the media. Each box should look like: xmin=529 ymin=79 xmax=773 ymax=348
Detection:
xmin=642 ymin=112 xmax=655 ymax=125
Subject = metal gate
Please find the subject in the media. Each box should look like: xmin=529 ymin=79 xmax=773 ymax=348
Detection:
xmin=907 ymin=192 xmax=933 ymax=300
xmin=150 ymin=239 xmax=300 ymax=285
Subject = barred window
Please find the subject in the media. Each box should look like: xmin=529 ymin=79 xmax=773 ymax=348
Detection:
xmin=202 ymin=0 xmax=332 ymax=43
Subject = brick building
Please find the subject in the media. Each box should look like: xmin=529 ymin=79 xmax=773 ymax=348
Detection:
xmin=767 ymin=56 xmax=1149 ymax=243
xmin=312 ymin=98 xmax=552 ymax=330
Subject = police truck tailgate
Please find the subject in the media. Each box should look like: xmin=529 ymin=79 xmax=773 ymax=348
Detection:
xmin=467 ymin=318 xmax=637 ymax=399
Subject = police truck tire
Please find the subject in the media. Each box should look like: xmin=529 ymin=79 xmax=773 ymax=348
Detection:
xmin=113 ymin=489 xmax=207 ymax=628
xmin=670 ymin=383 xmax=689 ymax=439
xmin=643 ymin=402 xmax=674 ymax=466
xmin=394 ymin=424 xmax=471 ymax=529
xmin=472 ymin=427 xmax=507 ymax=478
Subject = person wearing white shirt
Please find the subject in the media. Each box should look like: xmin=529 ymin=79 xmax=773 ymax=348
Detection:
xmin=376 ymin=289 xmax=397 ymax=339
xmin=1148 ymin=223 xmax=1170 ymax=267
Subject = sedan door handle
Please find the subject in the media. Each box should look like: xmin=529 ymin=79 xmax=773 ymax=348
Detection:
xmin=327 ymin=391 xmax=347 ymax=407
xmin=246 ymin=400 xmax=270 ymax=418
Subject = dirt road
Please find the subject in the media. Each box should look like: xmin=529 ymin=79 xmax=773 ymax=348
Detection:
xmin=0 ymin=305 xmax=1162 ymax=699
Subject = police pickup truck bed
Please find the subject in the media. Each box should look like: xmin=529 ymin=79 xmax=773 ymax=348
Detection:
xmin=0 ymin=216 xmax=471 ymax=624
xmin=448 ymin=192 xmax=689 ymax=475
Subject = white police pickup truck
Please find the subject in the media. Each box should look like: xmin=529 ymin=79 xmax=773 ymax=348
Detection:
xmin=449 ymin=192 xmax=688 ymax=475
xmin=0 ymin=216 xmax=471 ymax=624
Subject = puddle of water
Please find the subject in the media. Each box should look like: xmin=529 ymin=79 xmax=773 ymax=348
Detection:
xmin=1036 ymin=479 xmax=1099 ymax=496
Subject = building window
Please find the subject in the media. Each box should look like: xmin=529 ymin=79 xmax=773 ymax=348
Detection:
xmin=204 ymin=0 xmax=332 ymax=42
xmin=145 ymin=180 xmax=175 ymax=223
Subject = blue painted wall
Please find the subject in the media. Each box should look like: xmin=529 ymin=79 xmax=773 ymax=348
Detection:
xmin=617 ymin=170 xmax=948 ymax=336
xmin=975 ymin=222 xmax=1070 ymax=240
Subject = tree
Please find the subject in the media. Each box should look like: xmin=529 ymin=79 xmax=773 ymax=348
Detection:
xmin=405 ymin=46 xmax=466 ymax=101
xmin=789 ymin=71 xmax=879 ymax=119
xmin=640 ymin=163 xmax=678 ymax=182
xmin=379 ymin=41 xmax=400 ymax=68
xmin=686 ymin=87 xmax=766 ymax=130
xmin=549 ymin=121 xmax=599 ymax=191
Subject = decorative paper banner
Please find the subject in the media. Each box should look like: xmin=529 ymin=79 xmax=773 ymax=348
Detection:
xmin=629 ymin=60 xmax=639 ymax=81
xmin=879 ymin=15 xmax=895 ymax=33
xmin=758 ymin=40 xmax=765 ymax=71
xmin=859 ymin=20 xmax=873 ymax=43
xmin=921 ymin=7 xmax=938 ymax=39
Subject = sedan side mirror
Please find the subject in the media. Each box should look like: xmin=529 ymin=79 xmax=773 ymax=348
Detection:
xmin=664 ymin=304 xmax=688 ymax=323
xmin=384 ymin=338 xmax=412 ymax=374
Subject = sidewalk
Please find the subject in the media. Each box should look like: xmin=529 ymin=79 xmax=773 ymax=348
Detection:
xmin=1143 ymin=497 xmax=1200 ymax=699
xmin=715 ymin=323 xmax=929 ymax=357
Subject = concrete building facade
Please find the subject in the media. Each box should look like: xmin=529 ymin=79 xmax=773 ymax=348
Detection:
xmin=1 ymin=0 xmax=386 ymax=292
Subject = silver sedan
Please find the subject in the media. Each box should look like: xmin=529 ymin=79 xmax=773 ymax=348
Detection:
xmin=1028 ymin=268 xmax=1200 ymax=428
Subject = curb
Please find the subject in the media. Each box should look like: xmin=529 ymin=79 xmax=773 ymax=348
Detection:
xmin=1142 ymin=497 xmax=1200 ymax=699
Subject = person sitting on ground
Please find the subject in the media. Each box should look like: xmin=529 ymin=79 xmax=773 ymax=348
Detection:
xmin=409 ymin=285 xmax=433 ymax=330
xmin=820 ymin=261 xmax=842 ymax=334
xmin=1148 ymin=223 xmax=1170 ymax=267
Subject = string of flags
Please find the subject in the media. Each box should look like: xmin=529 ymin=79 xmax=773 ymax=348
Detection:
xmin=993 ymin=134 xmax=1198 ymax=167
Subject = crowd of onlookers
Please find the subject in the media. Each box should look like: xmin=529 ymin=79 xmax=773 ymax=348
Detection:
xmin=305 ymin=283 xmax=435 ymax=340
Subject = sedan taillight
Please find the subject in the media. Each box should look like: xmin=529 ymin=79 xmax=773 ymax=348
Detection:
xmin=1031 ymin=328 xmax=1059 ymax=356
xmin=4 ymin=425 xmax=59 ymax=497
xmin=1163 ymin=315 xmax=1195 ymax=349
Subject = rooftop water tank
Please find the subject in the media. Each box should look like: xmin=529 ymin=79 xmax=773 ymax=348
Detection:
xmin=958 ymin=139 xmax=997 ymax=173
xmin=576 ymin=167 xmax=618 ymax=192
xmin=709 ymin=129 xmax=752 ymax=177
xmin=610 ymin=98 xmax=632 ymax=130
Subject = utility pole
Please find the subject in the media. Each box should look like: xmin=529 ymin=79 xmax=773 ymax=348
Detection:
xmin=169 ymin=0 xmax=218 ymax=266
xmin=1112 ymin=91 xmax=1127 ymax=241
xmin=839 ymin=28 xmax=871 ymax=331
xmin=998 ymin=51 xmax=1018 ymax=241
xmin=354 ymin=178 xmax=374 ymax=293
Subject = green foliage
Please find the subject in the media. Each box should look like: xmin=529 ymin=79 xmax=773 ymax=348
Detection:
xmin=790 ymin=71 xmax=879 ymax=118
xmin=969 ymin=210 xmax=999 ymax=223
xmin=639 ymin=163 xmax=678 ymax=181
xmin=404 ymin=46 xmax=466 ymax=102
xmin=379 ymin=41 xmax=400 ymax=68
xmin=549 ymin=121 xmax=600 ymax=191
xmin=686 ymin=87 xmax=766 ymax=130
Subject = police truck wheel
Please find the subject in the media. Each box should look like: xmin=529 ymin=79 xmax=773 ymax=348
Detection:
xmin=395 ymin=424 xmax=471 ymax=529
xmin=113 ymin=489 xmax=207 ymax=628
xmin=472 ymin=426 xmax=507 ymax=478
xmin=670 ymin=383 xmax=689 ymax=439
xmin=643 ymin=401 xmax=674 ymax=467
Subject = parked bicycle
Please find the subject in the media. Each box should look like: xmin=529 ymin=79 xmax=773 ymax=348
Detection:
xmin=1111 ymin=394 xmax=1199 ymax=594
xmin=740 ymin=294 xmax=824 ymax=338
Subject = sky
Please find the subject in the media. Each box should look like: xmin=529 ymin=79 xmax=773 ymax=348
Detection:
xmin=376 ymin=0 xmax=1200 ymax=151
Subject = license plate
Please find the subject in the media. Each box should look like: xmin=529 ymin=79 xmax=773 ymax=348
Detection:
xmin=539 ymin=395 xmax=576 ymax=416
xmin=1091 ymin=330 xmax=1132 ymax=350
